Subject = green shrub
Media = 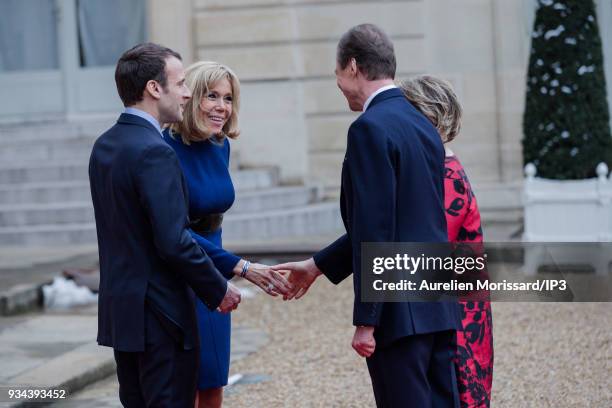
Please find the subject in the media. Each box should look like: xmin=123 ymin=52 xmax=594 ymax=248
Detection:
xmin=523 ymin=0 xmax=612 ymax=179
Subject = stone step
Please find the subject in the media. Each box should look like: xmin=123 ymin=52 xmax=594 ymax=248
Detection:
xmin=0 ymin=181 xmax=316 ymax=209
xmin=0 ymin=119 xmax=243 ymax=167
xmin=223 ymin=202 xmax=343 ymax=240
xmin=0 ymin=119 xmax=113 ymax=143
xmin=0 ymin=202 xmax=343 ymax=245
xmin=480 ymin=208 xmax=523 ymax=224
xmin=228 ymin=185 xmax=322 ymax=214
xmin=473 ymin=182 xmax=523 ymax=227
xmin=0 ymin=162 xmax=278 ymax=190
xmin=0 ymin=162 xmax=90 ymax=185
xmin=472 ymin=181 xmax=523 ymax=210
xmin=232 ymin=167 xmax=279 ymax=191
xmin=0 ymin=223 xmax=97 ymax=246
xmin=0 ymin=185 xmax=322 ymax=227
xmin=0 ymin=137 xmax=96 ymax=162
xmin=0 ymin=202 xmax=93 ymax=228
xmin=0 ymin=134 xmax=242 ymax=169
xmin=0 ymin=181 xmax=92 ymax=205
xmin=472 ymin=184 xmax=523 ymax=240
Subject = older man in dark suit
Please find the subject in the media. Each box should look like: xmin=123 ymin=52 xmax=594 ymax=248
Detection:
xmin=275 ymin=25 xmax=461 ymax=407
xmin=89 ymin=43 xmax=241 ymax=407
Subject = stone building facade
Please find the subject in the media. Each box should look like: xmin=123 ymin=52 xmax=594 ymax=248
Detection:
xmin=2 ymin=0 xmax=612 ymax=194
xmin=153 ymin=0 xmax=612 ymax=194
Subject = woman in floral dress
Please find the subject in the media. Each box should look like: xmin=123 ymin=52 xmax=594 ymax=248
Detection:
xmin=400 ymin=76 xmax=494 ymax=408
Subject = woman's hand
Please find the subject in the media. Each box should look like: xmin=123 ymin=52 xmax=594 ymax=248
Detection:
xmin=270 ymin=258 xmax=322 ymax=300
xmin=243 ymin=262 xmax=292 ymax=297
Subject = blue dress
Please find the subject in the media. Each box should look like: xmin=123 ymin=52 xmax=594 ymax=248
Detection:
xmin=163 ymin=129 xmax=240 ymax=389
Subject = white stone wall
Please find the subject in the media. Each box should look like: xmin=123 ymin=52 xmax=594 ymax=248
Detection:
xmin=177 ymin=0 xmax=608 ymax=190
xmin=3 ymin=0 xmax=608 ymax=191
xmin=192 ymin=0 xmax=426 ymax=186
xmin=147 ymin=0 xmax=195 ymax=64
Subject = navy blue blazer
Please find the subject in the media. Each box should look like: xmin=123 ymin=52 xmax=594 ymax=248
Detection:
xmin=89 ymin=113 xmax=228 ymax=352
xmin=313 ymin=88 xmax=461 ymax=347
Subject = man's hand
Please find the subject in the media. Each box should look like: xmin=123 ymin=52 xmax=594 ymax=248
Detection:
xmin=217 ymin=281 xmax=241 ymax=313
xmin=271 ymin=257 xmax=322 ymax=300
xmin=352 ymin=326 xmax=376 ymax=358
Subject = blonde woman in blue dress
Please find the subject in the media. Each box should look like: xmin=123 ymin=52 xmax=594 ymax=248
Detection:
xmin=163 ymin=61 xmax=290 ymax=408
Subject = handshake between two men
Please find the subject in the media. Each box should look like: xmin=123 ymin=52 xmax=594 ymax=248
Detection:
xmin=217 ymin=257 xmax=322 ymax=313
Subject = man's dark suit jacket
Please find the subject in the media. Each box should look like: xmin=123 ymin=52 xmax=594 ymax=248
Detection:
xmin=89 ymin=113 xmax=228 ymax=352
xmin=313 ymin=88 xmax=461 ymax=348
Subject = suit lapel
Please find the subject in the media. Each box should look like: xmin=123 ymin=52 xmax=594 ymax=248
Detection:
xmin=366 ymin=88 xmax=404 ymax=111
xmin=117 ymin=113 xmax=161 ymax=136
xmin=339 ymin=156 xmax=350 ymax=232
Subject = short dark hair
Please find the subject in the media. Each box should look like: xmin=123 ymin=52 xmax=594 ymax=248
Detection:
xmin=115 ymin=43 xmax=181 ymax=107
xmin=337 ymin=24 xmax=396 ymax=80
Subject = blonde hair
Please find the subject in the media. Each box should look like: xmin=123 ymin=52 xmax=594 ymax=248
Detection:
xmin=397 ymin=75 xmax=462 ymax=143
xmin=170 ymin=61 xmax=240 ymax=144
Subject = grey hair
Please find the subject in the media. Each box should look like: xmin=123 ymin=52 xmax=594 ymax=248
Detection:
xmin=337 ymin=23 xmax=396 ymax=80
xmin=398 ymin=75 xmax=462 ymax=143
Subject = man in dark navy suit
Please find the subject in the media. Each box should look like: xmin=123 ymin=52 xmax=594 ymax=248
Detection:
xmin=89 ymin=43 xmax=241 ymax=407
xmin=274 ymin=25 xmax=461 ymax=407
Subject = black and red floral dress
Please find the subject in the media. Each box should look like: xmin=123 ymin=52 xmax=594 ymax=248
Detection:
xmin=444 ymin=154 xmax=494 ymax=408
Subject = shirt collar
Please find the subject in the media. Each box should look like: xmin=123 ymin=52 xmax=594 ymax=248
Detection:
xmin=124 ymin=107 xmax=163 ymax=137
xmin=362 ymin=84 xmax=398 ymax=112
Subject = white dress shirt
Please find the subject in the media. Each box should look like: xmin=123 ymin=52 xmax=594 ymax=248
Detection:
xmin=124 ymin=107 xmax=163 ymax=137
xmin=362 ymin=84 xmax=397 ymax=112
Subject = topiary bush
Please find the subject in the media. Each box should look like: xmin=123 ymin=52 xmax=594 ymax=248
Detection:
xmin=523 ymin=0 xmax=612 ymax=179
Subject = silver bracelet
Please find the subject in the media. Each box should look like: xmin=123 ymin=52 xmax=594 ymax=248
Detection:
xmin=240 ymin=260 xmax=250 ymax=278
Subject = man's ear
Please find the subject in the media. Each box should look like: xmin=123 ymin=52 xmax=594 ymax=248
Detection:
xmin=145 ymin=80 xmax=162 ymax=100
xmin=350 ymin=58 xmax=358 ymax=77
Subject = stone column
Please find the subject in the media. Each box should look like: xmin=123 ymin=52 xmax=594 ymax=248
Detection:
xmin=424 ymin=0 xmax=501 ymax=184
xmin=147 ymin=0 xmax=194 ymax=65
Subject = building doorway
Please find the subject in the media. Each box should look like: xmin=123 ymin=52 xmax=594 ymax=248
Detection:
xmin=0 ymin=0 xmax=145 ymax=121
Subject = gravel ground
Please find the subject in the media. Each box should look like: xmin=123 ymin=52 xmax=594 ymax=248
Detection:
xmin=225 ymin=277 xmax=611 ymax=407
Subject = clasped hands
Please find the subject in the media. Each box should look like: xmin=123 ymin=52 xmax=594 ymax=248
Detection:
xmin=223 ymin=258 xmax=320 ymax=302
xmin=270 ymin=258 xmax=376 ymax=359
xmin=217 ymin=260 xmax=291 ymax=313
xmin=220 ymin=258 xmax=375 ymax=357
